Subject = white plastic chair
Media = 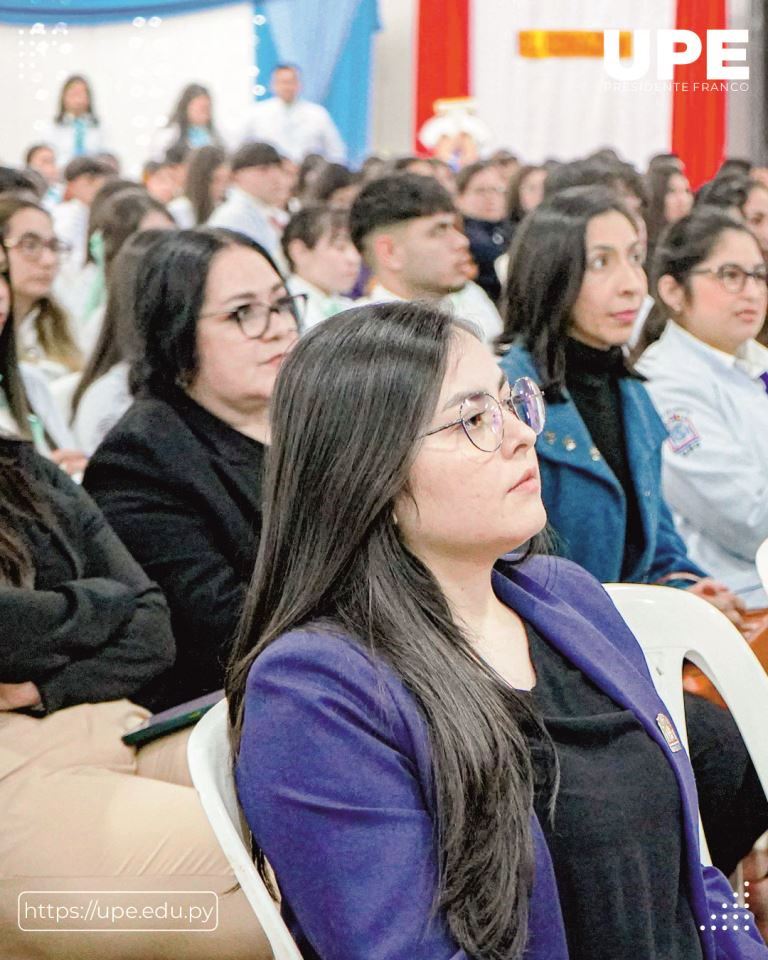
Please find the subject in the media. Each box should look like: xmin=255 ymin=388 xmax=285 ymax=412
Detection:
xmin=604 ymin=583 xmax=768 ymax=863
xmin=756 ymin=539 xmax=768 ymax=595
xmin=187 ymin=699 xmax=303 ymax=960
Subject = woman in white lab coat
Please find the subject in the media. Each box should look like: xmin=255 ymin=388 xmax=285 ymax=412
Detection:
xmin=636 ymin=207 xmax=768 ymax=607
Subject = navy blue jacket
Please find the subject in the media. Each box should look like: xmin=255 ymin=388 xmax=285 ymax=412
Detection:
xmin=235 ymin=557 xmax=766 ymax=959
xmin=498 ymin=345 xmax=706 ymax=583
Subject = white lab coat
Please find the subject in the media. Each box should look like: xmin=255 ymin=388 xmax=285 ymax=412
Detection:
xmin=52 ymin=198 xmax=89 ymax=272
xmin=72 ymin=361 xmax=131 ymax=456
xmin=636 ymin=321 xmax=768 ymax=607
xmin=20 ymin=362 xmax=77 ymax=451
xmin=287 ymin=275 xmax=354 ymax=332
xmin=43 ymin=119 xmax=108 ymax=167
xmin=207 ymin=186 xmax=280 ymax=260
xmin=364 ymin=281 xmax=503 ymax=345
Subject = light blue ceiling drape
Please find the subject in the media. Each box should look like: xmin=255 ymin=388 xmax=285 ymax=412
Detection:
xmin=2 ymin=0 xmax=380 ymax=164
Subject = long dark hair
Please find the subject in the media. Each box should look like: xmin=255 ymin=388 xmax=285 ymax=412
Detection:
xmin=636 ymin=206 xmax=755 ymax=355
xmin=55 ymin=74 xmax=98 ymax=125
xmin=97 ymin=190 xmax=173 ymax=284
xmin=0 ymin=195 xmax=82 ymax=373
xmin=506 ymin=164 xmax=545 ymax=223
xmin=131 ymin=228 xmax=281 ymax=395
xmin=227 ymin=301 xmax=555 ymax=960
xmin=71 ymin=230 xmax=169 ymax=418
xmin=499 ymin=186 xmax=638 ymax=396
xmin=184 ymin=146 xmax=228 ymax=224
xmin=0 ymin=440 xmax=52 ymax=587
xmin=0 ymin=245 xmax=31 ymax=438
xmin=167 ymin=83 xmax=221 ymax=150
xmin=644 ymin=160 xmax=689 ymax=258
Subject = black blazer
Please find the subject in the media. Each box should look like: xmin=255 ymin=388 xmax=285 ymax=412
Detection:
xmin=83 ymin=387 xmax=265 ymax=711
xmin=0 ymin=439 xmax=174 ymax=713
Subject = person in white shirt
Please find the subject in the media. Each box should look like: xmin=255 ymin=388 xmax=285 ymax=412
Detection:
xmin=149 ymin=82 xmax=225 ymax=162
xmin=1 ymin=256 xmax=82 ymax=470
xmin=207 ymin=142 xmax=290 ymax=262
xmin=636 ymin=207 xmax=768 ymax=607
xmin=71 ymin=230 xmax=170 ymax=455
xmin=168 ymin=145 xmax=230 ymax=228
xmin=238 ymin=64 xmax=346 ymax=164
xmin=282 ymin=206 xmax=360 ymax=331
xmin=348 ymin=173 xmax=503 ymax=342
xmin=0 ymin=195 xmax=81 ymax=383
xmin=52 ymin=156 xmax=112 ymax=272
xmin=43 ymin=75 xmax=108 ymax=167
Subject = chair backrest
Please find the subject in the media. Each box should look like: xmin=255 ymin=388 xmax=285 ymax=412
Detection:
xmin=187 ymin=699 xmax=303 ymax=960
xmin=604 ymin=582 xmax=768 ymax=863
xmin=756 ymin=538 xmax=768 ymax=595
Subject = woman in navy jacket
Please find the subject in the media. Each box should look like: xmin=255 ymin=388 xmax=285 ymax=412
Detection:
xmin=228 ymin=300 xmax=767 ymax=960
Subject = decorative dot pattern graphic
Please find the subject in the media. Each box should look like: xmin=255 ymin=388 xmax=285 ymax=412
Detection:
xmin=701 ymin=885 xmax=753 ymax=933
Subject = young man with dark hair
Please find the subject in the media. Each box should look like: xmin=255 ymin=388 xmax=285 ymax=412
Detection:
xmin=349 ymin=173 xmax=502 ymax=342
xmin=207 ymin=141 xmax=289 ymax=261
xmin=283 ymin=205 xmax=360 ymax=329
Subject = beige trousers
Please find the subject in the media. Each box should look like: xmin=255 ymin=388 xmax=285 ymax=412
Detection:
xmin=0 ymin=700 xmax=272 ymax=960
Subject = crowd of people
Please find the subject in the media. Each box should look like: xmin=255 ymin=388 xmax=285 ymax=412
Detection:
xmin=2 ymin=63 xmax=768 ymax=960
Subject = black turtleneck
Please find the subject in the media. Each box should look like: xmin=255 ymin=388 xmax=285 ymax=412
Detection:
xmin=563 ymin=337 xmax=645 ymax=579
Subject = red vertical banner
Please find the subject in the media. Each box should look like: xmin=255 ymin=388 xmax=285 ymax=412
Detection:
xmin=415 ymin=0 xmax=471 ymax=152
xmin=671 ymin=0 xmax=727 ymax=189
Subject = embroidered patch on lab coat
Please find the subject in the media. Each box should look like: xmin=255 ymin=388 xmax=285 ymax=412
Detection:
xmin=665 ymin=412 xmax=701 ymax=456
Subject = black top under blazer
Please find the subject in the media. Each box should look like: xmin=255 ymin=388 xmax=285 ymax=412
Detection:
xmin=83 ymin=387 xmax=266 ymax=711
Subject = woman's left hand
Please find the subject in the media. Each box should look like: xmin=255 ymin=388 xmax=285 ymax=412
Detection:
xmin=0 ymin=681 xmax=42 ymax=711
xmin=687 ymin=578 xmax=747 ymax=632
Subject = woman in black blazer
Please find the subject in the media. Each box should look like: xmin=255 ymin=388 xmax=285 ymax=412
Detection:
xmin=84 ymin=228 xmax=304 ymax=711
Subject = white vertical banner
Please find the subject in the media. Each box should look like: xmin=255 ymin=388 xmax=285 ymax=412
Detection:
xmin=0 ymin=4 xmax=254 ymax=177
xmin=470 ymin=0 xmax=677 ymax=168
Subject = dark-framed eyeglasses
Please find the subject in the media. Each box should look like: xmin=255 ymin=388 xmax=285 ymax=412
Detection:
xmin=689 ymin=263 xmax=768 ymax=294
xmin=422 ymin=376 xmax=546 ymax=453
xmin=4 ymin=233 xmax=72 ymax=261
xmin=200 ymin=292 xmax=308 ymax=339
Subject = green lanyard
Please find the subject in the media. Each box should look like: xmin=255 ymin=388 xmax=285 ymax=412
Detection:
xmin=27 ymin=413 xmax=46 ymax=452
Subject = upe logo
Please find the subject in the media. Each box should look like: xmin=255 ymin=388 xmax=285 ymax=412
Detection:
xmin=603 ymin=29 xmax=749 ymax=81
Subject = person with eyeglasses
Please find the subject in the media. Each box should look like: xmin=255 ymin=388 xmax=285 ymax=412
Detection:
xmin=636 ymin=207 xmax=768 ymax=608
xmin=455 ymin=160 xmax=513 ymax=304
xmin=0 ymin=240 xmax=85 ymax=475
xmin=227 ymin=300 xmax=768 ymax=960
xmin=498 ymin=189 xmax=768 ymax=899
xmin=83 ymin=228 xmax=303 ymax=712
xmin=0 ymin=194 xmax=81 ymax=383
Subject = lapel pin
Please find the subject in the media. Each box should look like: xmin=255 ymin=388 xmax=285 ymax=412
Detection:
xmin=656 ymin=712 xmax=683 ymax=752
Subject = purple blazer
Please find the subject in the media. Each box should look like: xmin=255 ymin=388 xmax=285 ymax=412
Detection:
xmin=235 ymin=556 xmax=768 ymax=959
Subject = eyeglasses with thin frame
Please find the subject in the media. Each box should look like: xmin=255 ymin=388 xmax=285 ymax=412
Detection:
xmin=422 ymin=376 xmax=546 ymax=453
xmin=4 ymin=233 xmax=72 ymax=261
xmin=469 ymin=185 xmax=506 ymax=196
xmin=689 ymin=263 xmax=768 ymax=294
xmin=199 ymin=292 xmax=308 ymax=339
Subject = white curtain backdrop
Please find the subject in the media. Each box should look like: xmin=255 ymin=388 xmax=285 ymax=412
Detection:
xmin=470 ymin=0 xmax=677 ymax=168
xmin=0 ymin=4 xmax=254 ymax=177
